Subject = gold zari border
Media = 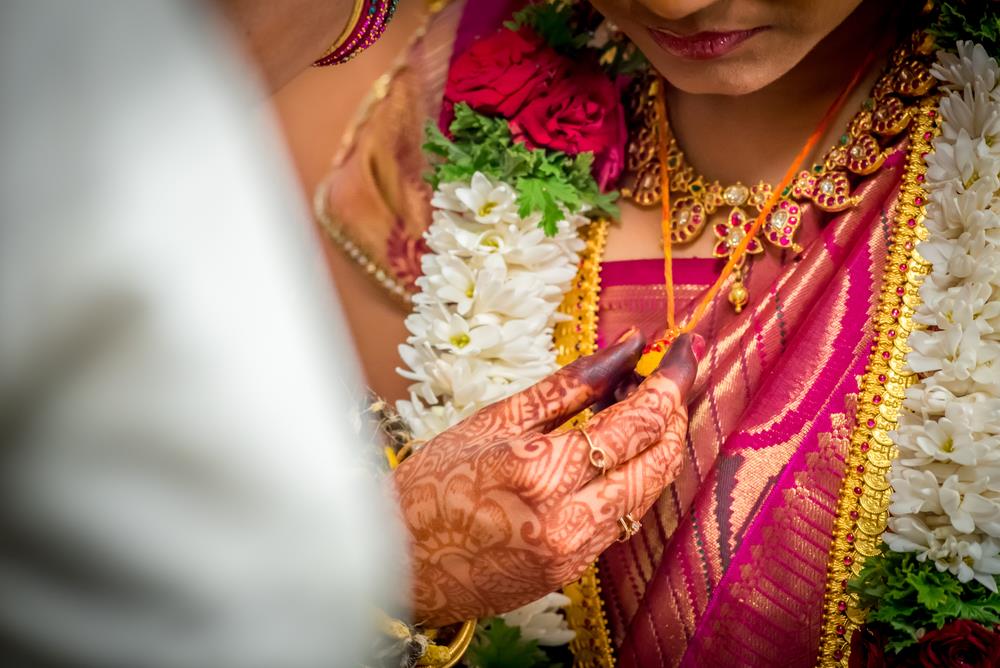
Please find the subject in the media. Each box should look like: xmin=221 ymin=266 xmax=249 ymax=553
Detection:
xmin=817 ymin=95 xmax=940 ymax=666
xmin=553 ymin=220 xmax=616 ymax=668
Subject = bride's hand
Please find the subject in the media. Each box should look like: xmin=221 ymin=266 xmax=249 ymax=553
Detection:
xmin=393 ymin=331 xmax=703 ymax=626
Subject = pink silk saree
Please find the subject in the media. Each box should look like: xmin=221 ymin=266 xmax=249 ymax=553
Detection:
xmin=595 ymin=148 xmax=904 ymax=666
xmin=317 ymin=1 xmax=913 ymax=664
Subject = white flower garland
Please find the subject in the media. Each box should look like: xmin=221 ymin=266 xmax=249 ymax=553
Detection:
xmin=884 ymin=42 xmax=1000 ymax=592
xmin=395 ymin=171 xmax=585 ymax=642
xmin=396 ymin=170 xmax=586 ymax=441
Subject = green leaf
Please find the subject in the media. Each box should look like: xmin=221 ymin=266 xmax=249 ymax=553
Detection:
xmin=422 ymin=104 xmax=618 ymax=236
xmin=930 ymin=2 xmax=1000 ymax=56
xmin=506 ymin=3 xmax=589 ymax=53
xmin=465 ymin=618 xmax=557 ymax=668
xmin=910 ymin=566 xmax=962 ymax=610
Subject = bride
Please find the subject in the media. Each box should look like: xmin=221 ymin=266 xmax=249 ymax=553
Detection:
xmin=309 ymin=0 xmax=1000 ymax=665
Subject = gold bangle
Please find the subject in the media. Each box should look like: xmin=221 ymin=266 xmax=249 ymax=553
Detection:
xmin=318 ymin=0 xmax=365 ymax=59
xmin=418 ymin=619 xmax=476 ymax=668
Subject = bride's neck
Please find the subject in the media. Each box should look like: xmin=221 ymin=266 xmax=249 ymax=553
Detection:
xmin=663 ymin=1 xmax=899 ymax=186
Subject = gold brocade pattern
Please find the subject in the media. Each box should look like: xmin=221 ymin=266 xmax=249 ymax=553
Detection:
xmin=708 ymin=403 xmax=855 ymax=663
xmin=553 ymin=220 xmax=616 ymax=668
xmin=817 ymin=95 xmax=939 ymax=666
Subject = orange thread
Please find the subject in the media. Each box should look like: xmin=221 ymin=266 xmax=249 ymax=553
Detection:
xmin=654 ymin=80 xmax=676 ymax=333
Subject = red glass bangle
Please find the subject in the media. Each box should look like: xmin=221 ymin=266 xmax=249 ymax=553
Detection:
xmin=313 ymin=0 xmax=399 ymax=67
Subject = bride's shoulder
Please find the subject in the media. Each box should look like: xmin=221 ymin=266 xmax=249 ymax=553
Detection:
xmin=278 ymin=1 xmax=464 ymax=299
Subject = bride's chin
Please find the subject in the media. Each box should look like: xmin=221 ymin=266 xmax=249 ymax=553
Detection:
xmin=650 ymin=53 xmax=791 ymax=97
xmin=637 ymin=41 xmax=809 ymax=97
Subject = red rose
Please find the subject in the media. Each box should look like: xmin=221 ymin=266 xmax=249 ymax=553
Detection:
xmin=850 ymin=624 xmax=888 ymax=668
xmin=909 ymin=620 xmax=1000 ymax=668
xmin=444 ymin=28 xmax=569 ymax=119
xmin=509 ymin=68 xmax=627 ymax=189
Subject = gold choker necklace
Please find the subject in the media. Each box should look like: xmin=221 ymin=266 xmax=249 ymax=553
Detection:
xmin=620 ymin=31 xmax=936 ymax=283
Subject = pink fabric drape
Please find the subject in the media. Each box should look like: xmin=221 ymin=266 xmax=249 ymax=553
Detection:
xmin=596 ymin=150 xmax=906 ymax=667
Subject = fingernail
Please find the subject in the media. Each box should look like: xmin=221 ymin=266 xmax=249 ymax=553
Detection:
xmin=615 ymin=326 xmax=640 ymax=344
xmin=653 ymin=333 xmax=698 ymax=393
xmin=575 ymin=328 xmax=645 ymax=393
xmin=690 ymin=334 xmax=706 ymax=362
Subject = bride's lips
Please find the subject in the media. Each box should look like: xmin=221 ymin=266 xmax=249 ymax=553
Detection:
xmin=647 ymin=26 xmax=768 ymax=60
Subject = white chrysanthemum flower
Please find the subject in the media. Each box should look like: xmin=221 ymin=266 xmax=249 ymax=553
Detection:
xmin=924 ymin=175 xmax=1000 ymax=240
xmin=418 ymin=255 xmax=478 ymax=315
xmin=931 ymin=41 xmax=999 ymax=94
xmin=428 ymin=313 xmax=502 ymax=356
xmin=499 ymin=593 xmax=576 ymax=647
xmin=424 ymin=210 xmax=490 ymax=257
xmin=942 ymin=535 xmax=1000 ymax=591
xmin=431 ymin=174 xmax=520 ymax=225
xmin=884 ymin=517 xmax=1000 ymax=592
xmin=901 ymin=383 xmax=955 ymax=419
xmin=926 ymin=128 xmax=1000 ymax=193
xmin=940 ymin=85 xmax=1000 ymax=143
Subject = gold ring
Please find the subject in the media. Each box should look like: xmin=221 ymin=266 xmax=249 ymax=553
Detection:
xmin=617 ymin=513 xmax=642 ymax=542
xmin=578 ymin=426 xmax=608 ymax=475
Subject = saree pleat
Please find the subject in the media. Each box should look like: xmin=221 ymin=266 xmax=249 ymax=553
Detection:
xmin=597 ymin=150 xmax=908 ymax=667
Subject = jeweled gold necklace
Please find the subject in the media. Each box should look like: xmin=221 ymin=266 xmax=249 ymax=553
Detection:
xmin=620 ymin=30 xmax=936 ymax=313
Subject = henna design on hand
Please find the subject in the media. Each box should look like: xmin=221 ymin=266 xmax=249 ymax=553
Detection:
xmin=394 ymin=333 xmax=702 ymax=626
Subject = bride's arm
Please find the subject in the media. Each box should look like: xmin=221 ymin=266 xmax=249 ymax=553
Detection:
xmin=215 ymin=0 xmax=357 ymax=90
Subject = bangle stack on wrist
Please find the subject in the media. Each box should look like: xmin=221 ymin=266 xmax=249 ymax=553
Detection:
xmin=313 ymin=0 xmax=399 ymax=67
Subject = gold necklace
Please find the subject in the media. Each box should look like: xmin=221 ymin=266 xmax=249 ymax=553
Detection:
xmin=620 ymin=30 xmax=937 ymax=298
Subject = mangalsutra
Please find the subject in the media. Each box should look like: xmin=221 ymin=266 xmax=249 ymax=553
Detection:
xmin=621 ymin=30 xmax=937 ymax=312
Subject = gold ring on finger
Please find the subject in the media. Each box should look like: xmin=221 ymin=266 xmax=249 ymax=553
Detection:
xmin=578 ymin=426 xmax=608 ymax=475
xmin=616 ymin=513 xmax=642 ymax=542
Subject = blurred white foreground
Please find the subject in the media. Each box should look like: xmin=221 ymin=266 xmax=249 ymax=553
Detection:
xmin=0 ymin=2 xmax=398 ymax=666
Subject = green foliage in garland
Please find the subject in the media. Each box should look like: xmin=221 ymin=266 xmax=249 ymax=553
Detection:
xmin=505 ymin=2 xmax=590 ymax=53
xmin=850 ymin=546 xmax=1000 ymax=653
xmin=465 ymin=618 xmax=561 ymax=668
xmin=505 ymin=1 xmax=648 ymax=76
xmin=930 ymin=1 xmax=1000 ymax=55
xmin=424 ymin=103 xmax=619 ymax=236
